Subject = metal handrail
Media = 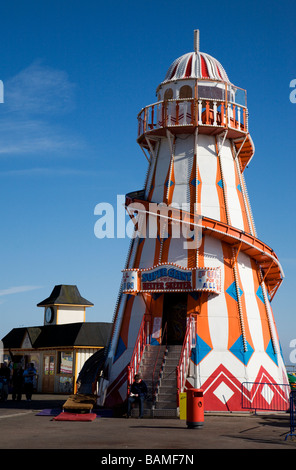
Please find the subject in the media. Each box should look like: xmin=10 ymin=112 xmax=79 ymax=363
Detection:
xmin=176 ymin=315 xmax=195 ymax=406
xmin=152 ymin=322 xmax=167 ymax=401
xmin=127 ymin=315 xmax=147 ymax=390
xmin=137 ymin=97 xmax=247 ymax=138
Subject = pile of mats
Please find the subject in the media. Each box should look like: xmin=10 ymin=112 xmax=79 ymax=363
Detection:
xmin=54 ymin=412 xmax=97 ymax=422
xmin=36 ymin=393 xmax=113 ymax=422
xmin=62 ymin=393 xmax=97 ymax=412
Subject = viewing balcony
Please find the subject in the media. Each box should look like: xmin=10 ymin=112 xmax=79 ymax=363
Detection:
xmin=137 ymin=80 xmax=249 ymax=144
xmin=137 ymin=81 xmax=254 ymax=171
xmin=138 ymin=97 xmax=248 ymax=142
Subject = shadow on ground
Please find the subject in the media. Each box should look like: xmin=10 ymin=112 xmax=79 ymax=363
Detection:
xmin=0 ymin=395 xmax=67 ymax=411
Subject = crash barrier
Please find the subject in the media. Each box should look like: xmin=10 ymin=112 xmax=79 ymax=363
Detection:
xmin=285 ymin=391 xmax=296 ymax=440
xmin=241 ymin=382 xmax=290 ymax=413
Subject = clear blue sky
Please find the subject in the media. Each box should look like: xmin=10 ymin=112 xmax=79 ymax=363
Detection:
xmin=0 ymin=0 xmax=295 ymax=364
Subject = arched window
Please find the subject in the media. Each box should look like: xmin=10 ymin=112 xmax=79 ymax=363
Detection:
xmin=164 ymin=88 xmax=173 ymax=100
xmin=179 ymin=85 xmax=192 ymax=99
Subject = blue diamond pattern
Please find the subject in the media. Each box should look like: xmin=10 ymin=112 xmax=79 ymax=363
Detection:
xmin=157 ymin=232 xmax=170 ymax=242
xmin=165 ymin=179 xmax=174 ymax=188
xmin=256 ymin=286 xmax=265 ymax=304
xmin=151 ymin=337 xmax=160 ymax=345
xmin=191 ymin=334 xmax=212 ymax=365
xmin=113 ymin=336 xmax=126 ymax=362
xmin=226 ymin=282 xmax=243 ymax=301
xmin=190 ymin=177 xmax=200 ymax=187
xmin=266 ymin=339 xmax=278 ymax=366
xmin=152 ymin=293 xmax=162 ymax=301
xmin=229 ymin=335 xmax=254 ymax=365
xmin=189 ymin=292 xmax=201 ymax=301
xmin=217 ymin=179 xmax=223 ymax=188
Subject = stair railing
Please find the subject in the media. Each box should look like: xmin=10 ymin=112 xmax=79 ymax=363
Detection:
xmin=152 ymin=322 xmax=168 ymax=402
xmin=127 ymin=315 xmax=148 ymax=390
xmin=176 ymin=315 xmax=196 ymax=407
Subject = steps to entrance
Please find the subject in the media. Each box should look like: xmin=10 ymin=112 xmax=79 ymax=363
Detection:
xmin=154 ymin=345 xmax=182 ymax=416
xmin=131 ymin=344 xmax=182 ymax=418
xmin=137 ymin=344 xmax=166 ymax=407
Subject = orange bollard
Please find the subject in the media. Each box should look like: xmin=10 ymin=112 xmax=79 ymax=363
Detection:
xmin=186 ymin=388 xmax=204 ymax=428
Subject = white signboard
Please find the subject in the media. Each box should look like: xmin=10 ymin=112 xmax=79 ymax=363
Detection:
xmin=122 ymin=265 xmax=221 ymax=294
xmin=141 ymin=265 xmax=192 ymax=292
xmin=121 ymin=270 xmax=139 ymax=293
xmin=195 ymin=268 xmax=221 ymax=294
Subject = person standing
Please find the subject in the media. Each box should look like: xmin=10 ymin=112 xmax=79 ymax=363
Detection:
xmin=127 ymin=374 xmax=148 ymax=419
xmin=12 ymin=363 xmax=24 ymax=401
xmin=23 ymin=363 xmax=37 ymax=401
xmin=0 ymin=362 xmax=11 ymax=401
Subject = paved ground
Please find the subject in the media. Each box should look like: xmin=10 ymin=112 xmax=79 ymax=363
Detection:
xmin=0 ymin=394 xmax=295 ymax=456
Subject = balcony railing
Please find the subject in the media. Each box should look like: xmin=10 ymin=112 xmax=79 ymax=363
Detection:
xmin=138 ymin=97 xmax=248 ymax=139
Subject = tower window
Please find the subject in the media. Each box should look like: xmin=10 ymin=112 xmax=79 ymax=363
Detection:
xmin=164 ymin=88 xmax=173 ymax=100
xmin=179 ymin=85 xmax=192 ymax=99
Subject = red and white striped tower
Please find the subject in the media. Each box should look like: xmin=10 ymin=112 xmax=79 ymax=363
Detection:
xmin=103 ymin=31 xmax=289 ymax=412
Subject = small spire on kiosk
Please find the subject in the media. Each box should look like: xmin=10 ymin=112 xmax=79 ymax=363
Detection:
xmin=194 ymin=29 xmax=200 ymax=52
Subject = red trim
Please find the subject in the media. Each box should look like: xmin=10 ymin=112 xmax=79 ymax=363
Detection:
xmin=185 ymin=55 xmax=193 ymax=78
xmin=216 ymin=64 xmax=223 ymax=79
xmin=105 ymin=365 xmax=128 ymax=408
xmin=200 ymin=55 xmax=209 ymax=78
xmin=169 ymin=63 xmax=178 ymax=80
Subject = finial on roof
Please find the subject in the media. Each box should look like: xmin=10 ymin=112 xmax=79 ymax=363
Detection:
xmin=194 ymin=29 xmax=200 ymax=52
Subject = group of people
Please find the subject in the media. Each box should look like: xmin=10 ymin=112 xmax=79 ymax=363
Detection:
xmin=0 ymin=361 xmax=37 ymax=402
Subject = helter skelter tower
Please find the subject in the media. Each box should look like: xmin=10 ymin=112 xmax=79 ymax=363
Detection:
xmin=102 ymin=31 xmax=289 ymax=412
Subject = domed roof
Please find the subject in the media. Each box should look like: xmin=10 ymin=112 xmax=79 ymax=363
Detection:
xmin=162 ymin=51 xmax=230 ymax=84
